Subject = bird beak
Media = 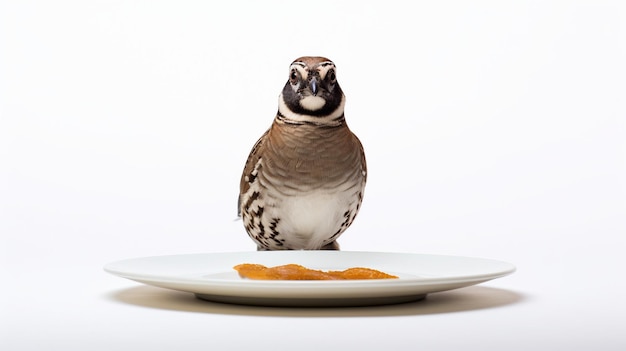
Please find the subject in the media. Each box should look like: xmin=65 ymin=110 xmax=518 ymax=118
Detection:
xmin=309 ymin=77 xmax=318 ymax=96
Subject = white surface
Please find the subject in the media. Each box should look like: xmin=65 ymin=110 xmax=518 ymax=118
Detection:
xmin=1 ymin=0 xmax=625 ymax=350
xmin=104 ymin=251 xmax=515 ymax=306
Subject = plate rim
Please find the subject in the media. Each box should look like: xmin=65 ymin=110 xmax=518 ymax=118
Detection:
xmin=104 ymin=251 xmax=515 ymax=289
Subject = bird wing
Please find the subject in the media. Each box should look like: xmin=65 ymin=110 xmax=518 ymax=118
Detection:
xmin=238 ymin=129 xmax=269 ymax=217
xmin=356 ymin=133 xmax=367 ymax=182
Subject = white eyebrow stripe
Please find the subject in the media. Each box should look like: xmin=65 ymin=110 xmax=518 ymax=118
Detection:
xmin=289 ymin=61 xmax=337 ymax=80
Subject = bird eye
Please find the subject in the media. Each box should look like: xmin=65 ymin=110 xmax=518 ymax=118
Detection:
xmin=289 ymin=69 xmax=298 ymax=84
xmin=327 ymin=69 xmax=336 ymax=83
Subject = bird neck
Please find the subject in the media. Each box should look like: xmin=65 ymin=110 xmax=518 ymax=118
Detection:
xmin=276 ymin=112 xmax=345 ymax=127
xmin=276 ymin=94 xmax=345 ymax=127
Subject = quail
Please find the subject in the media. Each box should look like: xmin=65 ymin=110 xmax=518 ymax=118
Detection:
xmin=238 ymin=56 xmax=366 ymax=250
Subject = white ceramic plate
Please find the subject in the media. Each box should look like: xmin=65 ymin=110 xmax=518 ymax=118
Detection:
xmin=104 ymin=251 xmax=515 ymax=307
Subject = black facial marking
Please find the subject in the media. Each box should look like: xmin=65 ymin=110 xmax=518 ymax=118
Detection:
xmin=326 ymin=69 xmax=336 ymax=84
xmin=282 ymin=69 xmax=343 ymax=117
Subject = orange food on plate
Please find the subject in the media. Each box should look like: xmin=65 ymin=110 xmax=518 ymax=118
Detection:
xmin=233 ymin=263 xmax=398 ymax=280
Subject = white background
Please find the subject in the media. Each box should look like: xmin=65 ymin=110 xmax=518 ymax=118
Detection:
xmin=1 ymin=0 xmax=625 ymax=350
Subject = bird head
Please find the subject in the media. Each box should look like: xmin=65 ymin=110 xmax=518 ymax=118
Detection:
xmin=278 ymin=56 xmax=345 ymax=125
